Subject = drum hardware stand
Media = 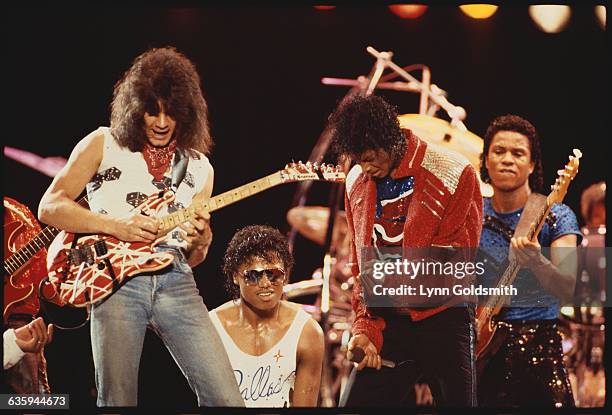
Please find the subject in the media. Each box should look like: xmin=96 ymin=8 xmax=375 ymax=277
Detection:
xmin=318 ymin=181 xmax=345 ymax=407
xmin=321 ymin=46 xmax=468 ymax=130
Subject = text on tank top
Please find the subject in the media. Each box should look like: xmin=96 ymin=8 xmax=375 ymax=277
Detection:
xmin=209 ymin=307 xmax=311 ymax=407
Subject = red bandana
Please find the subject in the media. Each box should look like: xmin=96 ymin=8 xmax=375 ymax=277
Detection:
xmin=142 ymin=140 xmax=177 ymax=181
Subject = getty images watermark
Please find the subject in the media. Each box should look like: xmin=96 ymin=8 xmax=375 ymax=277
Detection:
xmin=358 ymin=246 xmax=604 ymax=308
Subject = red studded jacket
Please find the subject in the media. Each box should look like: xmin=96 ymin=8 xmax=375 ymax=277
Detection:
xmin=345 ymin=130 xmax=483 ymax=352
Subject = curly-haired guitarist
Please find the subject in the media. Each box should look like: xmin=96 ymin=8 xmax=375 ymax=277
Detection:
xmin=38 ymin=47 xmax=243 ymax=407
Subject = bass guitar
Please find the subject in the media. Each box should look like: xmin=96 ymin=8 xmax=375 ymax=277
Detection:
xmin=476 ymin=149 xmax=582 ymax=360
xmin=46 ymin=162 xmax=345 ymax=307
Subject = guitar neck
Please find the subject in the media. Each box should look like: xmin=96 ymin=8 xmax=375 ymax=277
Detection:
xmin=479 ymin=199 xmax=553 ymax=323
xmin=158 ymin=172 xmax=282 ymax=232
xmin=4 ymin=226 xmax=59 ymax=275
xmin=4 ymin=195 xmax=89 ymax=275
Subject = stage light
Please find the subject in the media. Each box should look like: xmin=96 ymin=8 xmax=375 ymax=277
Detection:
xmin=314 ymin=5 xmax=336 ymax=10
xmin=528 ymin=5 xmax=571 ymax=34
xmin=595 ymin=5 xmax=606 ymax=29
xmin=388 ymin=5 xmax=428 ymax=19
xmin=459 ymin=4 xmax=498 ymax=19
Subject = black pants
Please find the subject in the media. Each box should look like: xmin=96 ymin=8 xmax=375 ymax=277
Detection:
xmin=339 ymin=307 xmax=477 ymax=407
xmin=478 ymin=320 xmax=574 ymax=407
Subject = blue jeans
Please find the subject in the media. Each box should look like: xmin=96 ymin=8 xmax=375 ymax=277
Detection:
xmin=90 ymin=247 xmax=243 ymax=407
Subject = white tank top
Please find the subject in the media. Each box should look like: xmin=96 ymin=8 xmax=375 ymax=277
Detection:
xmin=85 ymin=127 xmax=212 ymax=250
xmin=209 ymin=306 xmax=311 ymax=407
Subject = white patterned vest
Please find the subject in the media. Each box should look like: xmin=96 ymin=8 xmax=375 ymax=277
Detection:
xmin=85 ymin=127 xmax=211 ymax=251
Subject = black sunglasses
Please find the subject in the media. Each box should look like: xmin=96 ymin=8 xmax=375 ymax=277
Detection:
xmin=242 ymin=268 xmax=286 ymax=286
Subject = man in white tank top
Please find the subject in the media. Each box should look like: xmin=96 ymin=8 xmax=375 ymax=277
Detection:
xmin=210 ymin=225 xmax=324 ymax=407
xmin=38 ymin=47 xmax=243 ymax=407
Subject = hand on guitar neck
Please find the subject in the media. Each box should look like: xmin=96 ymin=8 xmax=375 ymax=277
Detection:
xmin=177 ymin=207 xmax=212 ymax=267
xmin=509 ymin=236 xmax=545 ymax=268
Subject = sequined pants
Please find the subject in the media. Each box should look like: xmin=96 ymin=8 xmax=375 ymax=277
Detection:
xmin=478 ymin=319 xmax=574 ymax=407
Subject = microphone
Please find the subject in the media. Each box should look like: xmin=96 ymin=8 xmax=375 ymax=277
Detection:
xmin=347 ymin=347 xmax=396 ymax=368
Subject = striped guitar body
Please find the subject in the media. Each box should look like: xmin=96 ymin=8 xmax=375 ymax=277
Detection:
xmin=46 ymin=162 xmax=345 ymax=307
xmin=46 ymin=191 xmax=175 ymax=307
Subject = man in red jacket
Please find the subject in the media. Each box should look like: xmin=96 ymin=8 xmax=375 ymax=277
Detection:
xmin=333 ymin=95 xmax=483 ymax=407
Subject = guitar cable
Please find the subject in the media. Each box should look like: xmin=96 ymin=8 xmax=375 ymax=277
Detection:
xmin=37 ymin=276 xmax=90 ymax=330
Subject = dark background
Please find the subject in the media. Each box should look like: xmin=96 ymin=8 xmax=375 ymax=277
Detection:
xmin=2 ymin=4 xmax=607 ymax=409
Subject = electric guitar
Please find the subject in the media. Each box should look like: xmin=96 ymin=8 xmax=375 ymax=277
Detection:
xmin=3 ymin=196 xmax=88 ymax=321
xmin=475 ymin=149 xmax=582 ymax=360
xmin=46 ymin=162 xmax=345 ymax=307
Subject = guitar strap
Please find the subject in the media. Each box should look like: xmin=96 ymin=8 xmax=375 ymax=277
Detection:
xmin=513 ymin=193 xmax=547 ymax=238
xmin=477 ymin=192 xmax=549 ymax=369
xmin=170 ymin=148 xmax=189 ymax=193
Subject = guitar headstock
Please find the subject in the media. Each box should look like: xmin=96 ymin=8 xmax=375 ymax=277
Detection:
xmin=548 ymin=149 xmax=581 ymax=205
xmin=280 ymin=161 xmax=346 ymax=183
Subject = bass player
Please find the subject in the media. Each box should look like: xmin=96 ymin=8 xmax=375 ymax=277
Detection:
xmin=476 ymin=114 xmax=582 ymax=407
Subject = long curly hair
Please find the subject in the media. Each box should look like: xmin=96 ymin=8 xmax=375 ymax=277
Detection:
xmin=481 ymin=114 xmax=544 ymax=193
xmin=330 ymin=94 xmax=406 ymax=165
xmin=222 ymin=225 xmax=294 ymax=300
xmin=110 ymin=46 xmax=212 ymax=155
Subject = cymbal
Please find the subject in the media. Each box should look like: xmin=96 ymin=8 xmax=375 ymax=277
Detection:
xmin=398 ymin=114 xmax=493 ymax=197
xmin=287 ymin=206 xmax=349 ymax=250
xmin=283 ymin=278 xmax=323 ymax=299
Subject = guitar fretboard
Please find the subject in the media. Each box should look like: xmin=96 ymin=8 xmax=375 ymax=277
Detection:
xmin=4 ymin=195 xmax=89 ymax=276
xmin=4 ymin=227 xmax=58 ymax=275
xmin=158 ymin=172 xmax=282 ymax=232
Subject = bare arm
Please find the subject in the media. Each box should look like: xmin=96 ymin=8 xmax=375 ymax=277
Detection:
xmin=292 ymin=318 xmax=324 ymax=406
xmin=511 ymin=234 xmax=578 ymax=303
xmin=179 ymin=164 xmax=214 ymax=267
xmin=38 ymin=129 xmax=158 ymax=242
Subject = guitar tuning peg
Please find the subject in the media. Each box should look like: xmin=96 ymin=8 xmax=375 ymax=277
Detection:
xmin=573 ymin=149 xmax=582 ymax=158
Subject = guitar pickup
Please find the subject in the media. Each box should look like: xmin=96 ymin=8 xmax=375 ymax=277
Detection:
xmin=82 ymin=245 xmax=95 ymax=265
xmin=68 ymin=244 xmax=96 ymax=266
xmin=68 ymin=249 xmax=83 ymax=267
xmin=94 ymin=239 xmax=108 ymax=256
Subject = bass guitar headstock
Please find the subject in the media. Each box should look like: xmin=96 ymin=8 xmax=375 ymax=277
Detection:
xmin=548 ymin=149 xmax=581 ymax=206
